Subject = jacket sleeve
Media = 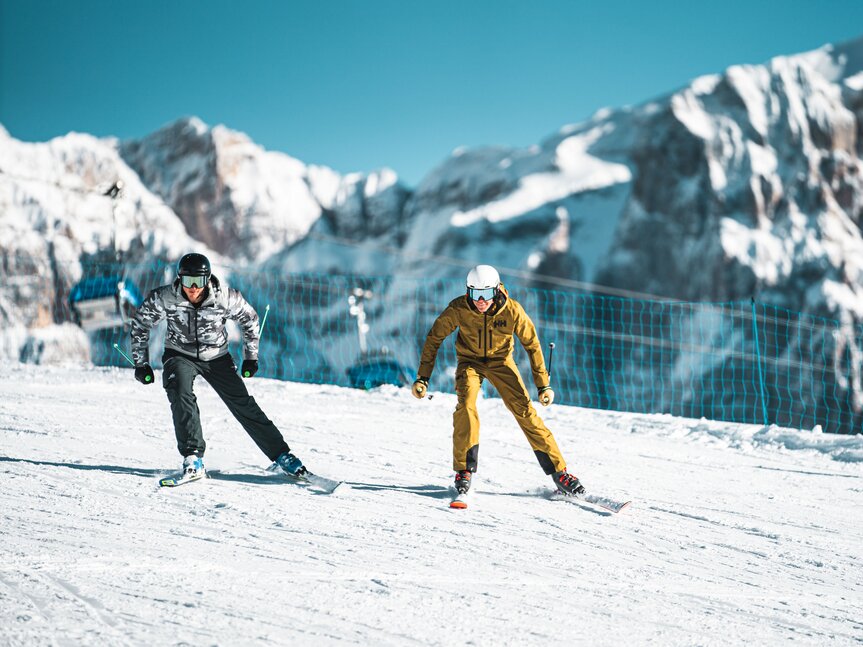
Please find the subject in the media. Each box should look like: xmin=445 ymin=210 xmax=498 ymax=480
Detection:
xmin=130 ymin=289 xmax=166 ymax=366
xmin=226 ymin=289 xmax=260 ymax=360
xmin=513 ymin=303 xmax=549 ymax=389
xmin=417 ymin=305 xmax=459 ymax=379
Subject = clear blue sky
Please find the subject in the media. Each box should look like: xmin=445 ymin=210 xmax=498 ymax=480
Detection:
xmin=2 ymin=0 xmax=862 ymax=186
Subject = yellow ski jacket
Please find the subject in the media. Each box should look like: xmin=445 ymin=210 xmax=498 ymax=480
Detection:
xmin=417 ymin=285 xmax=550 ymax=389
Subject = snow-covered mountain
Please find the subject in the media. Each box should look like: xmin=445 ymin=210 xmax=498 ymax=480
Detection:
xmin=379 ymin=37 xmax=863 ymax=307
xmin=0 ymin=116 xmax=411 ymax=363
xmin=2 ymin=37 xmax=863 ymax=432
xmin=593 ymin=38 xmax=863 ymax=310
xmin=119 ymin=117 xmax=411 ymax=264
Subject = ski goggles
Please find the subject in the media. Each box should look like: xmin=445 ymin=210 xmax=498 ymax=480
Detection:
xmin=467 ymin=286 xmax=497 ymax=301
xmin=180 ymin=274 xmax=209 ymax=289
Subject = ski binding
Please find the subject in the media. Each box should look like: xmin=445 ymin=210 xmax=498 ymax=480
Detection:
xmin=159 ymin=470 xmax=206 ymax=488
xmin=267 ymin=463 xmax=344 ymax=494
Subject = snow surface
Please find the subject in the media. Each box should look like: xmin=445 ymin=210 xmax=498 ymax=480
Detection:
xmin=1 ymin=365 xmax=861 ymax=646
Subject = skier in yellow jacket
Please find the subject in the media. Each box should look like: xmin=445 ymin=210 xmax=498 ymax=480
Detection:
xmin=412 ymin=264 xmax=585 ymax=498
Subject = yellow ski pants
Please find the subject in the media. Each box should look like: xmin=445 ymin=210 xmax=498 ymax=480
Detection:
xmin=452 ymin=357 xmax=566 ymax=474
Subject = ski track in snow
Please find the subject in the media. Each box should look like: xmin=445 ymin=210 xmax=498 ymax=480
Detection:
xmin=1 ymin=365 xmax=861 ymax=646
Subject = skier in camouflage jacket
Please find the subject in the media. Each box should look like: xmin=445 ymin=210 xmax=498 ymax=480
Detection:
xmin=130 ymin=253 xmax=302 ymax=475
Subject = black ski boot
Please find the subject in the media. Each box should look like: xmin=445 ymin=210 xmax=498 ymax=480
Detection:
xmin=553 ymin=470 xmax=585 ymax=496
xmin=454 ymin=470 xmax=472 ymax=494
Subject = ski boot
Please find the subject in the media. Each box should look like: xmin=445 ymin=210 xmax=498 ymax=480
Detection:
xmin=553 ymin=470 xmax=585 ymax=496
xmin=275 ymin=451 xmax=307 ymax=478
xmin=454 ymin=470 xmax=472 ymax=494
xmin=182 ymin=455 xmax=205 ymax=479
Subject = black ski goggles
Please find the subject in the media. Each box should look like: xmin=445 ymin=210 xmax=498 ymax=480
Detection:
xmin=467 ymin=287 xmax=497 ymax=301
xmin=180 ymin=274 xmax=209 ymax=289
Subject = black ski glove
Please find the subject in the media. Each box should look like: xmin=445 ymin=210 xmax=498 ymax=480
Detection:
xmin=241 ymin=359 xmax=258 ymax=378
xmin=135 ymin=364 xmax=154 ymax=385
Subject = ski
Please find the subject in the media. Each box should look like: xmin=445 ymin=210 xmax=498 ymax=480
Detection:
xmin=266 ymin=463 xmax=344 ymax=494
xmin=297 ymin=471 xmax=344 ymax=494
xmin=449 ymin=490 xmax=470 ymax=509
xmin=582 ymin=493 xmax=631 ymax=513
xmin=552 ymin=490 xmax=631 ymax=513
xmin=159 ymin=471 xmax=206 ymax=488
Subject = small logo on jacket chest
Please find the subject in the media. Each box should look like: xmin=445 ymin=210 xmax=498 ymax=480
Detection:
xmin=492 ymin=319 xmax=507 ymax=328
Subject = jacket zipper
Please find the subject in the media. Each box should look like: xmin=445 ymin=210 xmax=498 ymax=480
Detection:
xmin=483 ymin=312 xmax=488 ymax=360
xmin=194 ymin=308 xmax=200 ymax=359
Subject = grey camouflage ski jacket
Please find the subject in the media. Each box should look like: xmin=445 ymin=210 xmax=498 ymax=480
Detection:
xmin=130 ymin=275 xmax=260 ymax=366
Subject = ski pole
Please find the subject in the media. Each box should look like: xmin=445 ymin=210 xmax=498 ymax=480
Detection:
xmin=113 ymin=343 xmax=134 ymax=366
xmin=547 ymin=342 xmax=555 ymax=379
xmin=259 ymin=304 xmax=270 ymax=338
xmin=244 ymin=304 xmax=270 ymax=377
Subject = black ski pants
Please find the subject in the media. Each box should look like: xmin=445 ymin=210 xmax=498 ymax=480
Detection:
xmin=162 ymin=352 xmax=290 ymax=461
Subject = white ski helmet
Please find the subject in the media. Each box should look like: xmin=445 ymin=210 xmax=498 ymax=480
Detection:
xmin=466 ymin=265 xmax=500 ymax=289
xmin=466 ymin=265 xmax=500 ymax=300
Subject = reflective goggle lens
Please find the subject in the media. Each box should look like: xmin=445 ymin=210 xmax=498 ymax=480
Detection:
xmin=468 ymin=287 xmax=497 ymax=301
xmin=181 ymin=275 xmax=208 ymax=289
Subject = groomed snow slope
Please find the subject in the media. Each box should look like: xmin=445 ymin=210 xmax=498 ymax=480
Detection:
xmin=1 ymin=365 xmax=861 ymax=646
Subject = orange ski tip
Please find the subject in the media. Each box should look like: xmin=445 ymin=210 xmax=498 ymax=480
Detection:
xmin=450 ymin=500 xmax=468 ymax=509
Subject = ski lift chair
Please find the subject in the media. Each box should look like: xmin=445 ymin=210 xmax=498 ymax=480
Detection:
xmin=69 ymin=275 xmax=143 ymax=332
xmin=346 ymin=349 xmax=413 ymax=390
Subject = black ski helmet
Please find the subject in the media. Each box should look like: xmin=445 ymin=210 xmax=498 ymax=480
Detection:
xmin=177 ymin=253 xmax=211 ymax=277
